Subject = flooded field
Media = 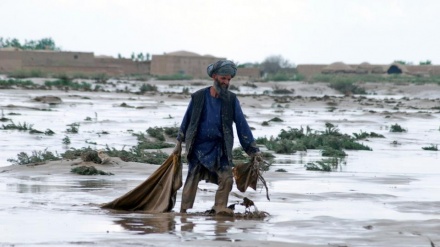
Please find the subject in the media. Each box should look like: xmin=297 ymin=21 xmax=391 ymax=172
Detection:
xmin=1 ymin=79 xmax=439 ymax=246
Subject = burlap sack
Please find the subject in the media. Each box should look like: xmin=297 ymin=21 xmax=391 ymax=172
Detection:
xmin=101 ymin=153 xmax=182 ymax=213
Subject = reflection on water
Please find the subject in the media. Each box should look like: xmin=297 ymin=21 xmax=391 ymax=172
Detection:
xmin=112 ymin=213 xmax=242 ymax=242
xmin=114 ymin=214 xmax=176 ymax=234
xmin=77 ymin=179 xmax=117 ymax=190
xmin=8 ymin=183 xmax=49 ymax=193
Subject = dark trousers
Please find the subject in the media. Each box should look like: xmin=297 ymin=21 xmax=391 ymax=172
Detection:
xmin=180 ymin=164 xmax=233 ymax=211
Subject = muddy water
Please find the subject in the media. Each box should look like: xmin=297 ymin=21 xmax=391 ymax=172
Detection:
xmin=1 ymin=81 xmax=440 ymax=246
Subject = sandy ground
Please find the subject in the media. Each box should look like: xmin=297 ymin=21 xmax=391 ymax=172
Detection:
xmin=1 ymin=80 xmax=440 ymax=246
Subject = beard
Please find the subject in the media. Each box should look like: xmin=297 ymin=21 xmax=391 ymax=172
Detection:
xmin=214 ymin=78 xmax=229 ymax=98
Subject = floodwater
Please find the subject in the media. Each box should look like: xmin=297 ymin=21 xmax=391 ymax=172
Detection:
xmin=1 ymin=79 xmax=439 ymax=246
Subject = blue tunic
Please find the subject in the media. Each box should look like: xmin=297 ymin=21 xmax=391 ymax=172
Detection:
xmin=178 ymin=88 xmax=258 ymax=172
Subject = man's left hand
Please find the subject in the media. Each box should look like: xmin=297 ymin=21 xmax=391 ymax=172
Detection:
xmin=251 ymin=152 xmax=263 ymax=162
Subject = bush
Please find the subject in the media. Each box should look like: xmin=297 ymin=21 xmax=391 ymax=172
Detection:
xmin=7 ymin=149 xmax=60 ymax=165
xmin=390 ymin=123 xmax=407 ymax=132
xmin=328 ymin=78 xmax=366 ymax=95
xmin=156 ymin=74 xmax=192 ymax=80
xmin=422 ymin=144 xmax=438 ymax=151
xmin=305 ymin=158 xmax=340 ymax=172
xmin=139 ymin=83 xmax=158 ymax=93
xmin=71 ymin=166 xmax=113 ymax=175
xmin=0 ymin=78 xmax=36 ymax=88
xmin=146 ymin=127 xmax=166 ymax=141
xmin=261 ymin=124 xmax=372 ymax=155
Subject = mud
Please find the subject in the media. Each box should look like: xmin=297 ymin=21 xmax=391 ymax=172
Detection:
xmin=1 ymin=80 xmax=440 ymax=246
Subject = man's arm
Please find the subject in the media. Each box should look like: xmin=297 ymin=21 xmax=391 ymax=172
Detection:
xmin=177 ymin=99 xmax=193 ymax=143
xmin=233 ymin=98 xmax=260 ymax=155
xmin=173 ymin=100 xmax=193 ymax=154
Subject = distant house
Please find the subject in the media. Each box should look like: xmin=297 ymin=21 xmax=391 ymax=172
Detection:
xmin=386 ymin=63 xmax=408 ymax=74
xmin=0 ymin=48 xmax=149 ymax=76
xmin=321 ymin=62 xmax=355 ymax=74
xmin=150 ymin=51 xmax=223 ymax=79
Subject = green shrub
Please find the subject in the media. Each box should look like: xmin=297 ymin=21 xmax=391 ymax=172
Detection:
xmin=6 ymin=69 xmax=46 ymax=79
xmin=0 ymin=78 xmax=36 ymax=88
xmin=44 ymin=78 xmax=92 ymax=91
xmin=329 ymin=79 xmax=367 ymax=95
xmin=1 ymin=121 xmax=33 ymax=131
xmin=156 ymin=74 xmax=192 ymax=80
xmin=62 ymin=136 xmax=71 ymax=145
xmin=71 ymin=166 xmax=113 ymax=175
xmin=305 ymin=158 xmax=340 ymax=172
xmin=139 ymin=83 xmax=158 ymax=93
xmin=7 ymin=149 xmax=60 ymax=165
xmin=390 ymin=123 xmax=406 ymax=132
xmin=164 ymin=126 xmax=179 ymax=137
xmin=353 ymin=131 xmax=385 ymax=140
xmin=66 ymin=123 xmax=79 ymax=133
xmin=146 ymin=127 xmax=166 ymax=141
xmin=422 ymin=144 xmax=438 ymax=151
xmin=321 ymin=147 xmax=347 ymax=157
xmin=269 ymin=117 xmax=283 ymax=122
xmin=262 ymin=123 xmax=372 ymax=155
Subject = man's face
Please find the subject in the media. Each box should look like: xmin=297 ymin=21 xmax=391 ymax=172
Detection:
xmin=213 ymin=74 xmax=232 ymax=96
xmin=214 ymin=74 xmax=232 ymax=88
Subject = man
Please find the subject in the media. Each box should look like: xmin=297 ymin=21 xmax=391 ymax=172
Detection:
xmin=174 ymin=60 xmax=261 ymax=214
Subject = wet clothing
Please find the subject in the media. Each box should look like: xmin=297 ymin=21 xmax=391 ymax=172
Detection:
xmin=178 ymin=87 xmax=259 ymax=210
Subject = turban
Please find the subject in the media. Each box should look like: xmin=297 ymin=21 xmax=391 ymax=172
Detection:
xmin=207 ymin=60 xmax=237 ymax=78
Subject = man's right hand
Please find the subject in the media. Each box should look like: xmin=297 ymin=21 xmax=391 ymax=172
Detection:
xmin=173 ymin=141 xmax=182 ymax=155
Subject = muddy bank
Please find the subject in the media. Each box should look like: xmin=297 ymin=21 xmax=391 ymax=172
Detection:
xmin=1 ymin=80 xmax=440 ymax=246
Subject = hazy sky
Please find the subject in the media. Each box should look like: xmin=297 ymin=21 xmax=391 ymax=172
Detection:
xmin=1 ymin=0 xmax=439 ymax=65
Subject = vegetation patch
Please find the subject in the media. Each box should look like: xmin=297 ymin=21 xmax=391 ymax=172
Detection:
xmin=62 ymin=136 xmax=71 ymax=145
xmin=390 ymin=123 xmax=407 ymax=132
xmin=353 ymin=131 xmax=385 ymax=140
xmin=156 ymin=74 xmax=192 ymax=80
xmin=146 ymin=127 xmax=166 ymax=141
xmin=1 ymin=121 xmax=33 ymax=131
xmin=0 ymin=76 xmax=37 ymax=89
xmin=7 ymin=149 xmax=60 ymax=165
xmin=305 ymin=158 xmax=341 ymax=172
xmin=120 ymin=102 xmax=135 ymax=108
xmin=328 ymin=78 xmax=367 ymax=95
xmin=66 ymin=123 xmax=80 ymax=133
xmin=257 ymin=123 xmax=371 ymax=155
xmin=103 ymin=146 xmax=169 ymax=165
xmin=164 ymin=126 xmax=179 ymax=137
xmin=71 ymin=166 xmax=113 ymax=175
xmin=422 ymin=144 xmax=438 ymax=151
xmin=138 ymin=139 xmax=174 ymax=149
xmin=44 ymin=78 xmax=93 ymax=91
xmin=321 ymin=147 xmax=347 ymax=157
xmin=139 ymin=83 xmax=158 ymax=93
xmin=269 ymin=117 xmax=284 ymax=122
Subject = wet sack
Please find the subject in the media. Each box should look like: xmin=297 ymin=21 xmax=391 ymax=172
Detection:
xmin=232 ymin=157 xmax=270 ymax=201
xmin=101 ymin=153 xmax=182 ymax=213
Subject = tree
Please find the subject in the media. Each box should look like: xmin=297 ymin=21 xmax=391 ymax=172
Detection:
xmin=0 ymin=37 xmax=60 ymax=50
xmin=261 ymin=55 xmax=294 ymax=75
xmin=419 ymin=60 xmax=432 ymax=65
xmin=136 ymin=52 xmax=144 ymax=61
xmin=34 ymin=38 xmax=58 ymax=50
